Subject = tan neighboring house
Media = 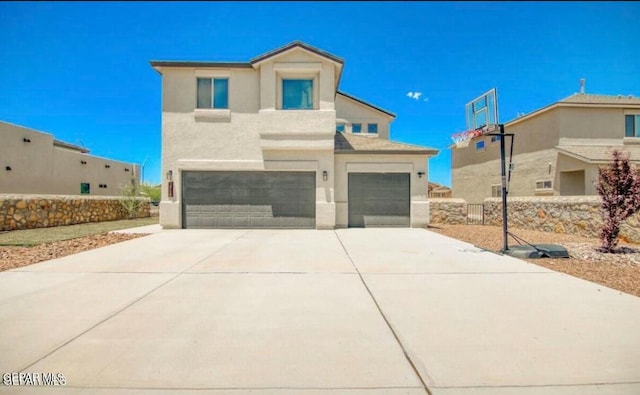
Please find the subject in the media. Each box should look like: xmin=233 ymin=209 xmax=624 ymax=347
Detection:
xmin=452 ymin=93 xmax=640 ymax=203
xmin=428 ymin=182 xmax=452 ymax=198
xmin=150 ymin=41 xmax=438 ymax=229
xmin=0 ymin=121 xmax=140 ymax=196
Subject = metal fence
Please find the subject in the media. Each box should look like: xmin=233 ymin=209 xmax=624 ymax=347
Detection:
xmin=467 ymin=204 xmax=484 ymax=225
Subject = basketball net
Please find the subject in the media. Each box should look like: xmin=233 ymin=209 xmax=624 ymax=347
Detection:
xmin=451 ymin=129 xmax=483 ymax=148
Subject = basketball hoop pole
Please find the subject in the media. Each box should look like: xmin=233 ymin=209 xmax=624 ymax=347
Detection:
xmin=499 ymin=123 xmax=509 ymax=253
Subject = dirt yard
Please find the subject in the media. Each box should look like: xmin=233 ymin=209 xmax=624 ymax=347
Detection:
xmin=429 ymin=224 xmax=640 ymax=298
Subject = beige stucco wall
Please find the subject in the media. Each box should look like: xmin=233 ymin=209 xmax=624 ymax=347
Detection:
xmin=0 ymin=122 xmax=139 ymax=196
xmin=335 ymin=94 xmax=392 ymax=139
xmin=334 ymin=154 xmax=429 ymax=228
xmin=557 ymin=106 xmax=627 ymax=140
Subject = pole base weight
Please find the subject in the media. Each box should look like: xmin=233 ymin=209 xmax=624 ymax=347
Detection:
xmin=503 ymin=244 xmax=570 ymax=259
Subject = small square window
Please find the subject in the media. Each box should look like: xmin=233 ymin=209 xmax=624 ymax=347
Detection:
xmin=81 ymin=183 xmax=90 ymax=195
xmin=476 ymin=140 xmax=485 ymax=150
xmin=536 ymin=180 xmax=552 ymax=189
xmin=625 ymin=114 xmax=640 ymax=137
xmin=197 ymin=77 xmax=229 ymax=109
xmin=491 ymin=185 xmax=501 ymax=197
xmin=491 ymin=135 xmax=501 ymax=142
xmin=367 ymin=123 xmax=378 ymax=134
xmin=352 ymin=123 xmax=362 ymax=133
xmin=336 ymin=124 xmax=345 ymax=133
xmin=282 ymin=79 xmax=313 ymax=110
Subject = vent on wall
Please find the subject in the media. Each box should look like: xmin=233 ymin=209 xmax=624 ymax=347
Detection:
xmin=23 ymin=138 xmax=31 ymax=143
xmin=105 ymin=164 xmax=111 ymax=168
xmin=81 ymin=160 xmax=87 ymax=165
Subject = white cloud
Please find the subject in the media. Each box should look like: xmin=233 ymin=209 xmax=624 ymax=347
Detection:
xmin=406 ymin=91 xmax=423 ymax=100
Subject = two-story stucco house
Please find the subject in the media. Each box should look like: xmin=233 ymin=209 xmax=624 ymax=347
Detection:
xmin=150 ymin=41 xmax=438 ymax=229
xmin=452 ymin=93 xmax=640 ymax=203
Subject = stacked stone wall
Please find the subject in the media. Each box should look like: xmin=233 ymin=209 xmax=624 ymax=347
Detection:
xmin=0 ymin=194 xmax=150 ymax=231
xmin=429 ymin=199 xmax=467 ymax=225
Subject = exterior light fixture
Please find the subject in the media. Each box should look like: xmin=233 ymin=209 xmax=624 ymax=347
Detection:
xmin=81 ymin=160 xmax=87 ymax=165
xmin=23 ymin=138 xmax=31 ymax=143
xmin=5 ymin=166 xmax=12 ymax=171
xmin=105 ymin=164 xmax=111 ymax=168
xmin=417 ymin=171 xmax=425 ymax=178
xmin=166 ymin=170 xmax=173 ymax=181
xmin=322 ymin=171 xmax=328 ymax=181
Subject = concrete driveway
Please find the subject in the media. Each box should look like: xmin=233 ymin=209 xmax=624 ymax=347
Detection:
xmin=1 ymin=228 xmax=639 ymax=394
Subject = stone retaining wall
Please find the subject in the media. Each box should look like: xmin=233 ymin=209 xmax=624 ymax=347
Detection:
xmin=0 ymin=194 xmax=150 ymax=231
xmin=483 ymin=196 xmax=640 ymax=244
xmin=429 ymin=198 xmax=467 ymax=225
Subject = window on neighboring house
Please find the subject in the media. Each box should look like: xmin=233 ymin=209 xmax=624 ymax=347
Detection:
xmin=282 ymin=79 xmax=313 ymax=110
xmin=491 ymin=135 xmax=501 ymax=142
xmin=625 ymin=114 xmax=640 ymax=137
xmin=536 ymin=180 xmax=552 ymax=189
xmin=352 ymin=123 xmax=362 ymax=133
xmin=336 ymin=124 xmax=345 ymax=133
xmin=491 ymin=184 xmax=501 ymax=197
xmin=80 ymin=183 xmax=90 ymax=195
xmin=197 ymin=77 xmax=229 ymax=109
xmin=476 ymin=140 xmax=485 ymax=150
xmin=367 ymin=123 xmax=378 ymax=134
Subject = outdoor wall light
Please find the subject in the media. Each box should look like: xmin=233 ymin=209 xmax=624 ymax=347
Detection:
xmin=5 ymin=166 xmax=12 ymax=171
xmin=166 ymin=170 xmax=173 ymax=181
xmin=417 ymin=171 xmax=425 ymax=178
xmin=81 ymin=160 xmax=87 ymax=165
xmin=105 ymin=164 xmax=111 ymax=168
xmin=124 ymin=168 xmax=130 ymax=172
xmin=23 ymin=138 xmax=31 ymax=143
xmin=322 ymin=170 xmax=328 ymax=181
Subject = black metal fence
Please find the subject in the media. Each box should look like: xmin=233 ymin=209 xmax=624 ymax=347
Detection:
xmin=467 ymin=204 xmax=484 ymax=225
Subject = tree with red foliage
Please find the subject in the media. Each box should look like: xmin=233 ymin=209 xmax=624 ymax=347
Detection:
xmin=596 ymin=149 xmax=640 ymax=252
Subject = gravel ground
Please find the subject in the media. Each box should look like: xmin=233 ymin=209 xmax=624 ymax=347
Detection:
xmin=428 ymin=224 xmax=640 ymax=298
xmin=0 ymin=233 xmax=146 ymax=272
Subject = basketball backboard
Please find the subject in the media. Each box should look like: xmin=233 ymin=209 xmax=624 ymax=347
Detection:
xmin=465 ymin=88 xmax=499 ymax=131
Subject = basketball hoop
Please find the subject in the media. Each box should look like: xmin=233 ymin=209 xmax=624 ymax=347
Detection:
xmin=451 ymin=129 xmax=482 ymax=148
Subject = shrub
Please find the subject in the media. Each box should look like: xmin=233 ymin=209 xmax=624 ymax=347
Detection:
xmin=596 ymin=149 xmax=640 ymax=252
xmin=118 ymin=182 xmax=145 ymax=219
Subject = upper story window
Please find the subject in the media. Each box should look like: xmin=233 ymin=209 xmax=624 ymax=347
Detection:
xmin=490 ymin=135 xmax=501 ymax=142
xmin=282 ymin=79 xmax=313 ymax=110
xmin=197 ymin=77 xmax=228 ymax=109
xmin=625 ymin=114 xmax=640 ymax=137
xmin=336 ymin=124 xmax=345 ymax=133
xmin=476 ymin=140 xmax=485 ymax=150
xmin=367 ymin=123 xmax=378 ymax=134
xmin=352 ymin=123 xmax=362 ymax=133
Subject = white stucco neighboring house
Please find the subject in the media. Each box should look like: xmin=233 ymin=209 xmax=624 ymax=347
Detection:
xmin=150 ymin=41 xmax=438 ymax=229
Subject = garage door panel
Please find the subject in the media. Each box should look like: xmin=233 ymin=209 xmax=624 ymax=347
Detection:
xmin=182 ymin=171 xmax=315 ymax=229
xmin=348 ymin=173 xmax=410 ymax=228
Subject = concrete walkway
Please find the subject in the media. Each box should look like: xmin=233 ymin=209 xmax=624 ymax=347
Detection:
xmin=1 ymin=228 xmax=639 ymax=394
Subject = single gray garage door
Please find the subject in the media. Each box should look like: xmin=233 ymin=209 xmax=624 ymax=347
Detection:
xmin=182 ymin=171 xmax=315 ymax=229
xmin=348 ymin=173 xmax=410 ymax=227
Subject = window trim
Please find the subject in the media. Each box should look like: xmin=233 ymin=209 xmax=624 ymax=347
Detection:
xmin=624 ymin=112 xmax=640 ymax=138
xmin=196 ymin=77 xmax=229 ymax=110
xmin=276 ymin=72 xmax=319 ymax=110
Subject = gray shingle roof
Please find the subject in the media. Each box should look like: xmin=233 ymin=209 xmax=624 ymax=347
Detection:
xmin=559 ymin=93 xmax=640 ymax=105
xmin=335 ymin=133 xmax=438 ymax=155
xmin=556 ymin=145 xmax=640 ymax=163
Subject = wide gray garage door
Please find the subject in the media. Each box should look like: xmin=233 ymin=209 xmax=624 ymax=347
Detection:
xmin=348 ymin=173 xmax=410 ymax=227
xmin=182 ymin=171 xmax=315 ymax=229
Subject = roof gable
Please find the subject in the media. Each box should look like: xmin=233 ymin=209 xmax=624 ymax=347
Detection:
xmin=337 ymin=91 xmax=396 ymax=119
xmin=335 ymin=132 xmax=438 ymax=155
xmin=250 ymin=41 xmax=344 ymax=66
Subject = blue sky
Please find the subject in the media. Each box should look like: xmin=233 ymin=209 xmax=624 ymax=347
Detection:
xmin=1 ymin=1 xmax=639 ymax=186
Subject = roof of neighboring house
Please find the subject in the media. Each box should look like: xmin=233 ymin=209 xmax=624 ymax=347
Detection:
xmin=505 ymin=93 xmax=640 ymax=127
xmin=559 ymin=93 xmax=640 ymax=105
xmin=337 ymin=91 xmax=396 ymax=118
xmin=428 ymin=181 xmax=451 ymax=191
xmin=335 ymin=132 xmax=438 ymax=155
xmin=53 ymin=139 xmax=90 ymax=153
xmin=149 ymin=61 xmax=252 ymax=70
xmin=555 ymin=145 xmax=640 ymax=163
xmin=250 ymin=40 xmax=344 ymax=65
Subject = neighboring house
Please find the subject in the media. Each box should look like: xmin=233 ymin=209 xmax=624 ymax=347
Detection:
xmin=428 ymin=182 xmax=452 ymax=198
xmin=0 ymin=121 xmax=140 ymax=196
xmin=452 ymin=93 xmax=640 ymax=203
xmin=150 ymin=41 xmax=438 ymax=229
